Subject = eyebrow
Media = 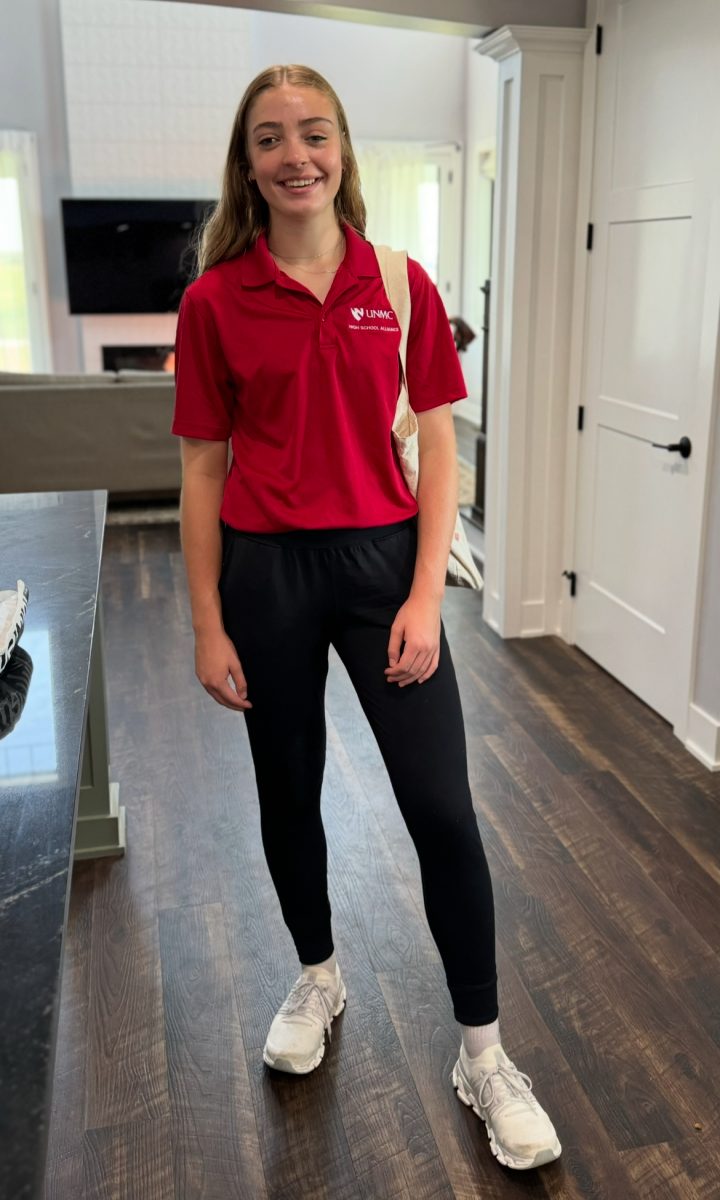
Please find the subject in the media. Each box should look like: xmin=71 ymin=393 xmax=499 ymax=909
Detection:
xmin=252 ymin=117 xmax=334 ymax=134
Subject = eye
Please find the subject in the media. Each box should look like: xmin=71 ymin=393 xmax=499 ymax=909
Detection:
xmin=307 ymin=135 xmax=327 ymax=144
xmin=258 ymin=136 xmax=277 ymax=147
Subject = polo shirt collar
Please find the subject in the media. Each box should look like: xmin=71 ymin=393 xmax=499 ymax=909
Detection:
xmin=239 ymin=221 xmax=379 ymax=288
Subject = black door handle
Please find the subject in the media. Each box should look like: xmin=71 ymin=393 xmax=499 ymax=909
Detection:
xmin=651 ymin=436 xmax=692 ymax=459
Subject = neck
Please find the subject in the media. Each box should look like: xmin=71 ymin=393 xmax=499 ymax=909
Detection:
xmin=266 ymin=212 xmax=344 ymax=260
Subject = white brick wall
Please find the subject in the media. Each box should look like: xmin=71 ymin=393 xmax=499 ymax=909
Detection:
xmin=61 ymin=0 xmax=248 ymax=197
xmin=59 ymin=0 xmax=467 ymax=368
xmin=60 ymin=0 xmax=251 ymax=366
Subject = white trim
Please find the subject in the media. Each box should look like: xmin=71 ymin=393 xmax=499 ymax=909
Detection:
xmin=559 ymin=20 xmax=600 ymax=644
xmin=477 ymin=26 xmax=591 ymax=637
xmin=685 ymin=703 xmax=720 ymax=771
xmin=479 ymin=25 xmax=592 ymax=61
xmin=425 ymin=142 xmax=463 ymax=316
xmin=518 ymin=599 xmax=546 ymax=636
xmin=675 ymin=195 xmax=720 ymax=746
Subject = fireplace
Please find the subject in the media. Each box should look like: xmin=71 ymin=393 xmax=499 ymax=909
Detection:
xmin=102 ymin=344 xmax=175 ymax=373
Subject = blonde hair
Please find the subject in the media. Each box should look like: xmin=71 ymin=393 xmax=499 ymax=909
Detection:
xmin=190 ymin=64 xmax=367 ymax=280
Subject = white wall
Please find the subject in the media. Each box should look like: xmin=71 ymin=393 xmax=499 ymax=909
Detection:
xmin=0 ymin=0 xmax=81 ymax=370
xmin=248 ymin=9 xmax=468 ymax=141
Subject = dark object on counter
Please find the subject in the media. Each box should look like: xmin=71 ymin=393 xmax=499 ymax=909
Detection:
xmin=0 ymin=645 xmax=33 ymax=739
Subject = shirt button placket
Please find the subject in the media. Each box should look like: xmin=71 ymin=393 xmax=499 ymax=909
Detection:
xmin=319 ymin=306 xmax=334 ymax=349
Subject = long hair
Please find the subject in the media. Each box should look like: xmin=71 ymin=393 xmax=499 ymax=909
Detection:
xmin=190 ymin=64 xmax=367 ymax=280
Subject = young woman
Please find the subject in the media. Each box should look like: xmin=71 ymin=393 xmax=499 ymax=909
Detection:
xmin=172 ymin=63 xmax=561 ymax=1173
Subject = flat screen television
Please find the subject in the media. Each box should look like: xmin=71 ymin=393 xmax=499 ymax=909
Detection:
xmin=61 ymin=198 xmax=216 ymax=314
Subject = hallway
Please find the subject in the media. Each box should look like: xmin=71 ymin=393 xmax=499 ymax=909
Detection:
xmin=45 ymin=521 xmax=720 ymax=1199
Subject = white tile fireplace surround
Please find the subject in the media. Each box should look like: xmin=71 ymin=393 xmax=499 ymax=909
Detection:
xmin=80 ymin=314 xmax=179 ymax=373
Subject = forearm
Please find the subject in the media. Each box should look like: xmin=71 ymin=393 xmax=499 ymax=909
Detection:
xmin=179 ymin=471 xmax=226 ymax=634
xmin=410 ymin=442 xmax=458 ymax=602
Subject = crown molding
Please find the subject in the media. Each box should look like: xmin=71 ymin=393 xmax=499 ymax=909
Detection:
xmin=476 ymin=24 xmax=591 ymax=61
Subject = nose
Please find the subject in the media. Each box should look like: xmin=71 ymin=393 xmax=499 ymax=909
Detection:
xmin=283 ymin=135 xmax=309 ymax=168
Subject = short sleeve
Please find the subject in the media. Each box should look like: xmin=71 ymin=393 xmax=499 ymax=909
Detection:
xmin=171 ymin=286 xmax=234 ymax=439
xmin=405 ymin=259 xmax=468 ymax=413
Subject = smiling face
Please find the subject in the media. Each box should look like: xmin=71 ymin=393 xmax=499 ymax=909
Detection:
xmin=246 ymin=84 xmax=344 ymax=221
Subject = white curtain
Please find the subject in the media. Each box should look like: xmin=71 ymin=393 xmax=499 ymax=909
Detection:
xmin=354 ymin=142 xmax=433 ymax=273
xmin=0 ymin=130 xmax=52 ymax=371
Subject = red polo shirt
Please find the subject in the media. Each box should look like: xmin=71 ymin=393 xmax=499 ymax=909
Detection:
xmin=171 ymin=221 xmax=467 ymax=532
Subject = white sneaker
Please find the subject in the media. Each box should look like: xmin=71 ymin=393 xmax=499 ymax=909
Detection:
xmin=263 ymin=964 xmax=347 ymax=1074
xmin=452 ymin=1043 xmax=562 ymax=1170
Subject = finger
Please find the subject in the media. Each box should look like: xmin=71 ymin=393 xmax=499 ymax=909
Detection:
xmin=399 ymin=649 xmax=436 ymax=687
xmin=417 ymin=651 xmax=440 ymax=684
xmin=229 ymin=669 xmax=250 ymax=702
xmin=208 ymin=683 xmax=252 ymax=709
xmin=388 ymin=648 xmax=427 ymax=676
xmin=387 ymin=653 xmax=427 ymax=684
xmin=385 ymin=647 xmax=422 ymax=679
xmin=399 ymin=653 xmax=432 ymax=686
xmin=412 ymin=651 xmax=434 ymax=682
xmin=213 ymin=695 xmax=248 ymax=711
xmin=387 ymin=626 xmax=404 ymax=666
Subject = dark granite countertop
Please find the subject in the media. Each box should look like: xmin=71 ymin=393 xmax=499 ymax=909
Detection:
xmin=0 ymin=490 xmax=107 ymax=1200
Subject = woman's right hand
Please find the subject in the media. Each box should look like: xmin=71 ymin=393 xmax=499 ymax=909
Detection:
xmin=194 ymin=627 xmax=253 ymax=712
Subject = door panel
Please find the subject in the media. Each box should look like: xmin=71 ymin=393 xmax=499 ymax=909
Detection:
xmin=602 ymin=216 xmax=694 ymax=413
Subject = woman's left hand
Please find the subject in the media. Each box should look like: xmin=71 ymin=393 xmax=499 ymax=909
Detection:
xmin=385 ymin=592 xmax=442 ymax=687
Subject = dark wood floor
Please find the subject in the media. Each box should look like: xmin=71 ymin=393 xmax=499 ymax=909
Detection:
xmin=45 ymin=523 xmax=720 ymax=1200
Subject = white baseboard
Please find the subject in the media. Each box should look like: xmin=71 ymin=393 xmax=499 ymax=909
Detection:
xmin=518 ymin=599 xmax=546 ymax=637
xmin=684 ymin=702 xmax=720 ymax=771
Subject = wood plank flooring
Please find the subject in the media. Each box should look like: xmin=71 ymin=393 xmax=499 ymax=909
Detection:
xmin=44 ymin=523 xmax=720 ymax=1199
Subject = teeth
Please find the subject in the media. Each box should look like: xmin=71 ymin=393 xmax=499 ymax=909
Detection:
xmin=283 ymin=178 xmax=319 ymax=188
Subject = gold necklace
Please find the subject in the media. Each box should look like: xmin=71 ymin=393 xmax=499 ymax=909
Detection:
xmin=270 ymin=235 xmax=346 ymax=275
xmin=278 ymin=263 xmax=340 ymax=276
xmin=269 ymin=234 xmax=344 ymax=262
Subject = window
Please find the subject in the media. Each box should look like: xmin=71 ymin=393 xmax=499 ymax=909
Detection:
xmin=354 ymin=141 xmax=462 ymax=314
xmin=0 ymin=131 xmax=52 ymax=372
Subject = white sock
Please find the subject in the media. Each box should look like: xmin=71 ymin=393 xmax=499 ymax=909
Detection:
xmin=301 ymin=951 xmax=337 ymax=978
xmin=460 ymin=1017 xmax=501 ymax=1059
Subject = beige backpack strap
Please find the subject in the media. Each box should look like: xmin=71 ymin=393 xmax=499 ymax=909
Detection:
xmin=374 ymin=244 xmax=411 ymax=427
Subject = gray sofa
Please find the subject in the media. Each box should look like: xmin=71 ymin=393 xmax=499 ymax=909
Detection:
xmin=0 ymin=370 xmax=182 ymax=501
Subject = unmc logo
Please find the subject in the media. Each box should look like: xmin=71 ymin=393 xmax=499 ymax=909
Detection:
xmin=349 ymin=306 xmax=395 ymax=322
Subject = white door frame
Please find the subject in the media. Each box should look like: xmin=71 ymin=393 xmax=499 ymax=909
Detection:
xmin=425 ymin=142 xmax=463 ymax=315
xmin=477 ymin=25 xmax=591 ymax=638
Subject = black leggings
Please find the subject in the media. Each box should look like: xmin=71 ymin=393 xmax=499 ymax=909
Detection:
xmin=219 ymin=514 xmax=498 ymax=1025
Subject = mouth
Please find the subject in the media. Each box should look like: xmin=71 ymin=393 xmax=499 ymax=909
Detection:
xmin=277 ymin=176 xmax=323 ymax=192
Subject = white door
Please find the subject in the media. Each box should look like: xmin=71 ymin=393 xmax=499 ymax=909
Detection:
xmin=573 ymin=0 xmax=720 ymax=725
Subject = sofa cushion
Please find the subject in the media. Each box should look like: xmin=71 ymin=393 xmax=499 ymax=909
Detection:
xmin=116 ymin=369 xmax=174 ymax=384
xmin=0 ymin=384 xmax=181 ymax=497
xmin=0 ymin=370 xmax=116 ymax=386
